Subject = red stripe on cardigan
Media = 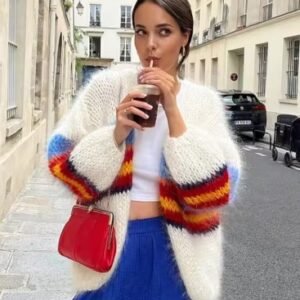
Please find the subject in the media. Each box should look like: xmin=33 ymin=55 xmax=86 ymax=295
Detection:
xmin=178 ymin=168 xmax=229 ymax=197
xmin=49 ymin=153 xmax=99 ymax=202
xmin=162 ymin=206 xmax=221 ymax=234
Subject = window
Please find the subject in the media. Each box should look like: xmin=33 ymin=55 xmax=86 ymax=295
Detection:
xmin=180 ymin=64 xmax=185 ymax=79
xmin=206 ymin=2 xmax=212 ymax=28
xmin=211 ymin=58 xmax=218 ymax=88
xmin=195 ymin=10 xmax=200 ymax=30
xmin=222 ymin=94 xmax=259 ymax=104
xmin=289 ymin=0 xmax=300 ymax=11
xmin=238 ymin=0 xmax=248 ymax=27
xmin=200 ymin=59 xmax=206 ymax=84
xmin=190 ymin=63 xmax=195 ymax=80
xmin=262 ymin=0 xmax=272 ymax=21
xmin=286 ymin=39 xmax=299 ymax=99
xmin=257 ymin=44 xmax=268 ymax=97
xmin=121 ymin=6 xmax=131 ymax=28
xmin=218 ymin=0 xmax=224 ymax=22
xmin=120 ymin=37 xmax=131 ymax=62
xmin=90 ymin=4 xmax=101 ymax=27
xmin=8 ymin=0 xmax=17 ymax=120
xmin=89 ymin=36 xmax=101 ymax=58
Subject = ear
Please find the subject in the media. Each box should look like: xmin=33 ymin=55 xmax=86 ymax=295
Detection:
xmin=182 ymin=30 xmax=190 ymax=47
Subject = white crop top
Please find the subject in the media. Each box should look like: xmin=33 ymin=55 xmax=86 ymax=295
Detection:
xmin=131 ymin=81 xmax=184 ymax=202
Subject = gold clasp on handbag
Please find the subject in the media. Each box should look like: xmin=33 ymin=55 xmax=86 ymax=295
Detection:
xmin=88 ymin=204 xmax=95 ymax=213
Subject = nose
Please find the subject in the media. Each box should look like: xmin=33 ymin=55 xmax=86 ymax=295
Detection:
xmin=146 ymin=33 xmax=157 ymax=52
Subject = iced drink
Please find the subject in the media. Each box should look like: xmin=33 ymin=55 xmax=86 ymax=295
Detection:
xmin=133 ymin=84 xmax=160 ymax=128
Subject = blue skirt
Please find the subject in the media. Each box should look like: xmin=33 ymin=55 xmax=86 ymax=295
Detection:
xmin=74 ymin=217 xmax=189 ymax=300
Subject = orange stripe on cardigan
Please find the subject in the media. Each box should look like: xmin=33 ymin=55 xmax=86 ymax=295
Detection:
xmin=176 ymin=167 xmax=230 ymax=209
xmin=160 ymin=195 xmax=220 ymax=234
xmin=109 ymin=145 xmax=133 ymax=195
xmin=49 ymin=153 xmax=99 ymax=203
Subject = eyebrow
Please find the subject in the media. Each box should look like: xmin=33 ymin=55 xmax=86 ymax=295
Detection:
xmin=135 ymin=23 xmax=174 ymax=28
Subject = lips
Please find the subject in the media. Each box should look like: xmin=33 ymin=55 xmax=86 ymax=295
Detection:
xmin=146 ymin=57 xmax=160 ymax=67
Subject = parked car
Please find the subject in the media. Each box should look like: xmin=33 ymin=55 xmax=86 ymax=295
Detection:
xmin=218 ymin=90 xmax=267 ymax=140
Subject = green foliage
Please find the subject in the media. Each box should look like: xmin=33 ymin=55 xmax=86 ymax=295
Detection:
xmin=76 ymin=59 xmax=83 ymax=73
xmin=74 ymin=27 xmax=85 ymax=43
xmin=64 ymin=0 xmax=73 ymax=12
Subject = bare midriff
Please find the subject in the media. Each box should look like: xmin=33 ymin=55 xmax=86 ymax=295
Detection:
xmin=129 ymin=201 xmax=162 ymax=220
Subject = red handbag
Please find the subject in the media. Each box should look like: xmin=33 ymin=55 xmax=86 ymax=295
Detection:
xmin=58 ymin=204 xmax=116 ymax=272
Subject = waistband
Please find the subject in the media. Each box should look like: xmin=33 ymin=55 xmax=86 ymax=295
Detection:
xmin=127 ymin=216 xmax=165 ymax=234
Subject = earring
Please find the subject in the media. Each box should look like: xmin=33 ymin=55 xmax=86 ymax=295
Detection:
xmin=181 ymin=46 xmax=186 ymax=57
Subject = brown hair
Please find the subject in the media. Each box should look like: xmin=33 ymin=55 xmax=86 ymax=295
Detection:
xmin=132 ymin=0 xmax=194 ymax=69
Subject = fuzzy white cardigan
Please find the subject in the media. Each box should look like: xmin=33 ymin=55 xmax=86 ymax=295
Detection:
xmin=48 ymin=68 xmax=242 ymax=300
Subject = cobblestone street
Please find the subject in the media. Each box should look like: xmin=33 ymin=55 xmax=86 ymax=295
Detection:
xmin=0 ymin=159 xmax=74 ymax=300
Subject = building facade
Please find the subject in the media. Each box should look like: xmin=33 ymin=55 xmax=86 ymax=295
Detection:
xmin=74 ymin=0 xmax=139 ymax=85
xmin=186 ymin=0 xmax=300 ymax=128
xmin=0 ymin=0 xmax=75 ymax=220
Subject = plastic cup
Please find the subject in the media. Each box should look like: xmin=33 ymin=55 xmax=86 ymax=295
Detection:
xmin=132 ymin=84 xmax=160 ymax=128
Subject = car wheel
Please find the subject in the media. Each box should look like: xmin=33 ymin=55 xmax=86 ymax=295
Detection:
xmin=284 ymin=152 xmax=292 ymax=167
xmin=253 ymin=130 xmax=265 ymax=140
xmin=272 ymin=148 xmax=278 ymax=161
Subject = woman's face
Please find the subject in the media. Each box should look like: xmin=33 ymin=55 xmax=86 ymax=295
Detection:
xmin=134 ymin=2 xmax=189 ymax=75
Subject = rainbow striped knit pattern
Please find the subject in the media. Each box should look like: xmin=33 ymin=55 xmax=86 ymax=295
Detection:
xmin=48 ymin=131 xmax=231 ymax=234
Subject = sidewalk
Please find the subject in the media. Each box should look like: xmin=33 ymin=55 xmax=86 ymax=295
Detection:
xmin=0 ymin=159 xmax=74 ymax=300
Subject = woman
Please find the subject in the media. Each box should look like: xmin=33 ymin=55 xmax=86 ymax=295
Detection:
xmin=47 ymin=0 xmax=242 ymax=299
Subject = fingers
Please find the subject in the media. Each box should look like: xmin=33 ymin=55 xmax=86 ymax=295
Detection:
xmin=116 ymin=96 xmax=153 ymax=132
xmin=118 ymin=99 xmax=152 ymax=111
xmin=125 ymin=106 xmax=150 ymax=119
xmin=139 ymin=69 xmax=175 ymax=90
xmin=116 ymin=108 xmax=145 ymax=131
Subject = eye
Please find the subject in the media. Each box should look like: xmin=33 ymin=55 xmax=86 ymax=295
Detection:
xmin=135 ymin=29 xmax=146 ymax=36
xmin=160 ymin=28 xmax=171 ymax=36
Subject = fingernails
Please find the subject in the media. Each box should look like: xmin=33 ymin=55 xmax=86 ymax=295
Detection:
xmin=146 ymin=104 xmax=153 ymax=110
xmin=144 ymin=114 xmax=149 ymax=119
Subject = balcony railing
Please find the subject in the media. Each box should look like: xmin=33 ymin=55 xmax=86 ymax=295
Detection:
xmin=90 ymin=21 xmax=101 ymax=27
xmin=262 ymin=3 xmax=273 ymax=21
xmin=214 ymin=22 xmax=223 ymax=37
xmin=192 ymin=33 xmax=200 ymax=46
xmin=7 ymin=106 xmax=17 ymax=120
xmin=202 ymin=29 xmax=209 ymax=42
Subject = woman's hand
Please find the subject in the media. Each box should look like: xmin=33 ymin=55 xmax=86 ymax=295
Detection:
xmin=114 ymin=92 xmax=153 ymax=146
xmin=138 ymin=67 xmax=179 ymax=113
xmin=138 ymin=67 xmax=186 ymax=137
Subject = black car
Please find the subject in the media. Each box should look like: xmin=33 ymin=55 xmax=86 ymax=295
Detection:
xmin=218 ymin=90 xmax=267 ymax=140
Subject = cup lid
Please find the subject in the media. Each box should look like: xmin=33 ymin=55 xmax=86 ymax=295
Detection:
xmin=133 ymin=84 xmax=160 ymax=95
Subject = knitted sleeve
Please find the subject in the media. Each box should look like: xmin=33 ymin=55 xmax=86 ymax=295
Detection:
xmin=47 ymin=71 xmax=125 ymax=204
xmin=163 ymin=87 xmax=241 ymax=212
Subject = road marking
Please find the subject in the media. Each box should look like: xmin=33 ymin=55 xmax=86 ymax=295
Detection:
xmin=246 ymin=145 xmax=260 ymax=150
xmin=256 ymin=153 xmax=266 ymax=157
xmin=242 ymin=147 xmax=252 ymax=151
xmin=291 ymin=166 xmax=300 ymax=171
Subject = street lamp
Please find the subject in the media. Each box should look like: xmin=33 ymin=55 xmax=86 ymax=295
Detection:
xmin=76 ymin=1 xmax=84 ymax=15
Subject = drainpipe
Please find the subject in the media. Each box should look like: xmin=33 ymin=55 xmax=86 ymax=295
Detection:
xmin=47 ymin=0 xmax=57 ymax=137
